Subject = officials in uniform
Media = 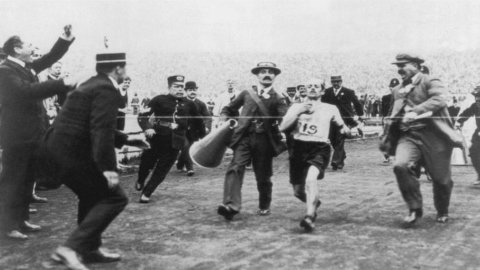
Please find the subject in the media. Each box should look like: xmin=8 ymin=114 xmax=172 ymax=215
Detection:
xmin=456 ymin=86 xmax=480 ymax=185
xmin=217 ymin=62 xmax=288 ymax=220
xmin=176 ymin=81 xmax=210 ymax=176
xmin=321 ymin=75 xmax=364 ymax=170
xmin=135 ymin=75 xmax=202 ymax=203
xmin=0 ymin=26 xmax=75 ymax=240
xmin=47 ymin=52 xmax=148 ymax=270
xmin=389 ymin=54 xmax=461 ymax=225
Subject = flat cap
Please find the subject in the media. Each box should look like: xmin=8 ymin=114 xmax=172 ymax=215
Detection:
xmin=392 ymin=54 xmax=425 ymax=65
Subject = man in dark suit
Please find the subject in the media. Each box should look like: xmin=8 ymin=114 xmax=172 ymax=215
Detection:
xmin=217 ymin=62 xmax=288 ymax=220
xmin=321 ymin=75 xmax=364 ymax=170
xmin=47 ymin=52 xmax=148 ymax=270
xmin=135 ymin=75 xmax=202 ymax=203
xmin=0 ymin=26 xmax=75 ymax=240
xmin=389 ymin=54 xmax=460 ymax=225
xmin=455 ymin=87 xmax=480 ymax=185
xmin=117 ymin=76 xmax=130 ymax=131
xmin=381 ymin=78 xmax=400 ymax=117
xmin=176 ymin=81 xmax=210 ymax=176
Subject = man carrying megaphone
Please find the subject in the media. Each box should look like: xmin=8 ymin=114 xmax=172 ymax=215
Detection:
xmin=216 ymin=62 xmax=288 ymax=221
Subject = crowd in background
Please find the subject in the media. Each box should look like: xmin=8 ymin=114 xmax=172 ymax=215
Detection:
xmin=36 ymin=50 xmax=480 ymax=119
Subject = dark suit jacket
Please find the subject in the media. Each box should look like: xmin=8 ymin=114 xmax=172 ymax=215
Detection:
xmin=381 ymin=93 xmax=393 ymax=116
xmin=390 ymin=73 xmax=462 ymax=147
xmin=221 ymin=88 xmax=288 ymax=149
xmin=48 ymin=74 xmax=127 ymax=172
xmin=0 ymin=38 xmax=73 ymax=148
xmin=321 ymin=86 xmax=363 ymax=126
xmin=188 ymin=98 xmax=211 ymax=141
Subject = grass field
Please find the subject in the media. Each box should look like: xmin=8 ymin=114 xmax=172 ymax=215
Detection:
xmin=0 ymin=137 xmax=479 ymax=270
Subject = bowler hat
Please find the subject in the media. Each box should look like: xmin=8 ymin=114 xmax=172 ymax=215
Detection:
xmin=185 ymin=81 xmax=198 ymax=90
xmin=251 ymin=62 xmax=281 ymax=75
xmin=389 ymin=78 xmax=400 ymax=87
xmin=392 ymin=54 xmax=425 ymax=65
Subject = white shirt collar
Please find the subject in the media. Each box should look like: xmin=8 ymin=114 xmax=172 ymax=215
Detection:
xmin=334 ymin=87 xmax=342 ymax=95
xmin=258 ymin=85 xmax=272 ymax=93
xmin=108 ymin=76 xmax=120 ymax=90
xmin=7 ymin=56 xmax=26 ymax=68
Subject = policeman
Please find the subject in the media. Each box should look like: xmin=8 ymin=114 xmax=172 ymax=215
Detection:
xmin=135 ymin=75 xmax=202 ymax=203
xmin=456 ymin=86 xmax=480 ymax=185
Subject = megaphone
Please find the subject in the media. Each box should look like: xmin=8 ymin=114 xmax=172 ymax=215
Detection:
xmin=189 ymin=119 xmax=238 ymax=168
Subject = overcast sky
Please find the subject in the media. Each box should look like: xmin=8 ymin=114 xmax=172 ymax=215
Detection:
xmin=1 ymin=0 xmax=480 ymax=54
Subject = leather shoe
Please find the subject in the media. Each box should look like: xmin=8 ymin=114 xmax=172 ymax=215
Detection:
xmin=139 ymin=194 xmax=150 ymax=203
xmin=300 ymin=215 xmax=315 ymax=232
xmin=51 ymin=246 xmax=89 ymax=270
xmin=403 ymin=208 xmax=423 ymax=225
xmin=436 ymin=215 xmax=449 ymax=223
xmin=217 ymin=204 xmax=238 ymax=221
xmin=186 ymin=170 xmax=194 ymax=177
xmin=21 ymin=221 xmax=41 ymax=232
xmin=6 ymin=230 xmax=28 ymax=240
xmin=31 ymin=194 xmax=48 ymax=203
xmin=82 ymin=248 xmax=121 ymax=263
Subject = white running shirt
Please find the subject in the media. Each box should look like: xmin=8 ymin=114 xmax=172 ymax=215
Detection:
xmin=288 ymin=102 xmax=344 ymax=143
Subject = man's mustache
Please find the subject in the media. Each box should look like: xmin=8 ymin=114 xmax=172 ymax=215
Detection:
xmin=262 ymin=76 xmax=272 ymax=81
xmin=398 ymin=70 xmax=406 ymax=75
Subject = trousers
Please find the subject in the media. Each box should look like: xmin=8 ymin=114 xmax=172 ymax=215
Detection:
xmin=0 ymin=142 xmax=37 ymax=232
xmin=137 ymin=134 xmax=180 ymax=197
xmin=393 ymin=129 xmax=453 ymax=215
xmin=223 ymin=132 xmax=273 ymax=211
xmin=177 ymin=137 xmax=194 ymax=171
xmin=329 ymin=124 xmax=346 ymax=168
xmin=470 ymin=131 xmax=480 ymax=178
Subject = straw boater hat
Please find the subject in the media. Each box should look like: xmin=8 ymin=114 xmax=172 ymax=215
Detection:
xmin=251 ymin=62 xmax=281 ymax=75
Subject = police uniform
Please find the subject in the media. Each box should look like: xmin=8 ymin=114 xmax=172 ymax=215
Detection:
xmin=457 ymin=88 xmax=480 ymax=181
xmin=136 ymin=75 xmax=202 ymax=200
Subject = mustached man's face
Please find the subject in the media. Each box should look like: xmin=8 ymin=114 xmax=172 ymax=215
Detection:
xmin=306 ymin=82 xmax=324 ymax=99
xmin=256 ymin=68 xmax=276 ymax=87
xmin=186 ymin=88 xmax=197 ymax=99
xmin=331 ymin=80 xmax=342 ymax=90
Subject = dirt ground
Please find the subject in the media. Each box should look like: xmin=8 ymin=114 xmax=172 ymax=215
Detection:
xmin=1 ymin=138 xmax=479 ymax=270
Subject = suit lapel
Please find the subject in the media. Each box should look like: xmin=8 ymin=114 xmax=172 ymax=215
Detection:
xmin=5 ymin=60 xmax=36 ymax=82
